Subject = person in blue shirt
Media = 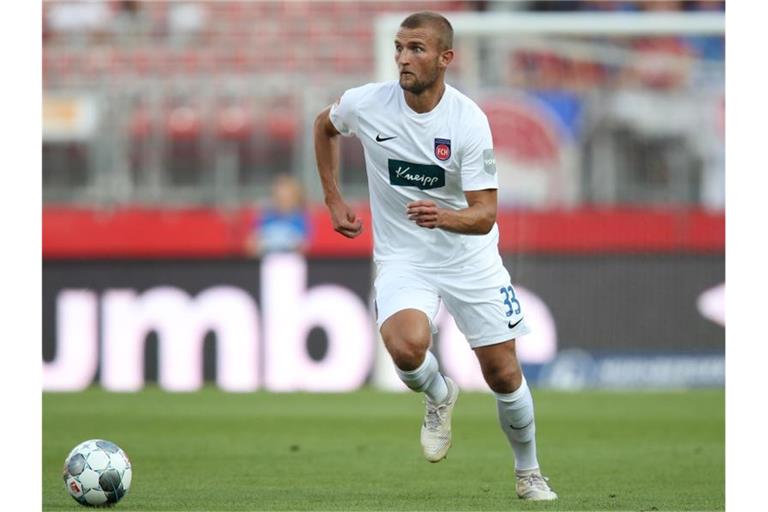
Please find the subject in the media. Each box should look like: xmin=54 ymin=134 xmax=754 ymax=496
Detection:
xmin=246 ymin=174 xmax=310 ymax=255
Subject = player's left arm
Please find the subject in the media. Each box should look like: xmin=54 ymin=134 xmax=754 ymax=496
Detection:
xmin=407 ymin=188 xmax=497 ymax=235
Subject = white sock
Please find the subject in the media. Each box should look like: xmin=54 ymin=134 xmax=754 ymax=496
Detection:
xmin=395 ymin=351 xmax=449 ymax=404
xmin=495 ymin=376 xmax=540 ymax=472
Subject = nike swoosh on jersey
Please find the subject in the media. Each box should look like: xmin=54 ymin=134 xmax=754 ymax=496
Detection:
xmin=376 ymin=134 xmax=397 ymax=142
xmin=508 ymin=317 xmax=524 ymax=329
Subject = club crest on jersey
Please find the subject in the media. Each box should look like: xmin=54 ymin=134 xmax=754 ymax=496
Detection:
xmin=434 ymin=138 xmax=451 ymax=161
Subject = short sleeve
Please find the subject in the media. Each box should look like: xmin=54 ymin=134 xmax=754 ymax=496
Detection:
xmin=329 ymin=85 xmax=368 ymax=137
xmin=460 ymin=112 xmax=498 ymax=191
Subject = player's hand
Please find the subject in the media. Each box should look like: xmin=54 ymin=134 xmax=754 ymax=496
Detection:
xmin=407 ymin=200 xmax=441 ymax=229
xmin=327 ymin=199 xmax=363 ymax=238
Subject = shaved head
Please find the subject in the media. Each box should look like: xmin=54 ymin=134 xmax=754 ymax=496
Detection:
xmin=399 ymin=11 xmax=453 ymax=52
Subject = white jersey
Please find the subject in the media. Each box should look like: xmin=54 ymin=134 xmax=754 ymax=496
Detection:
xmin=329 ymin=80 xmax=500 ymax=268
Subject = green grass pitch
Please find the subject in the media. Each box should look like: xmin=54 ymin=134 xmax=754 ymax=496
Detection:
xmin=43 ymin=388 xmax=724 ymax=511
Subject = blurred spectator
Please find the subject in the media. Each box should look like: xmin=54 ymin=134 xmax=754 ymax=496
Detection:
xmin=526 ymin=1 xmax=582 ymax=11
xmin=46 ymin=1 xmax=111 ymax=45
xmin=617 ymin=0 xmax=694 ymax=90
xmin=579 ymin=1 xmax=638 ymax=11
xmin=474 ymin=0 xmax=530 ymax=11
xmin=245 ymin=174 xmax=310 ymax=256
xmin=525 ymin=1 xmax=638 ymax=11
xmin=167 ymin=2 xmax=208 ymax=47
xmin=513 ymin=0 xmax=721 ymax=91
xmin=691 ymin=0 xmax=725 ymax=10
xmin=110 ymin=1 xmax=154 ymax=45
xmin=685 ymin=0 xmax=725 ymax=63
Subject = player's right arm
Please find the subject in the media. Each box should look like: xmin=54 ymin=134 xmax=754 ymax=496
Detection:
xmin=313 ymin=105 xmax=363 ymax=238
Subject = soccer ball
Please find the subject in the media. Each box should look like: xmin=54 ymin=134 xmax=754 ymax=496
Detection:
xmin=62 ymin=439 xmax=132 ymax=507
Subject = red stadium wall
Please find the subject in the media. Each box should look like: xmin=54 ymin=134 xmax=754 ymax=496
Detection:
xmin=43 ymin=205 xmax=724 ymax=258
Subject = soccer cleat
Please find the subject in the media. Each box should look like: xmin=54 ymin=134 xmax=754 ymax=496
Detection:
xmin=515 ymin=470 xmax=558 ymax=501
xmin=420 ymin=376 xmax=459 ymax=463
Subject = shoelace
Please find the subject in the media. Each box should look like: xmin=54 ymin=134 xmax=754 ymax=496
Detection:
xmin=424 ymin=400 xmax=449 ymax=431
xmin=518 ymin=473 xmax=551 ymax=491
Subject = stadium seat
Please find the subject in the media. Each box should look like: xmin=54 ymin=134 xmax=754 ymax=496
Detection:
xmin=164 ymin=102 xmax=204 ymax=186
xmin=216 ymin=104 xmax=253 ymax=141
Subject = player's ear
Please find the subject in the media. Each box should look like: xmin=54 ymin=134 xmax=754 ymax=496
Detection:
xmin=439 ymin=49 xmax=454 ymax=69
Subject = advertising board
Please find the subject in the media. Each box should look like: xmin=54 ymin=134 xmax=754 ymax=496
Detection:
xmin=43 ymin=253 xmax=724 ymax=391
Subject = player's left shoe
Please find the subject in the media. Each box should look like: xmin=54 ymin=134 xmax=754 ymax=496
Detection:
xmin=420 ymin=376 xmax=459 ymax=463
xmin=516 ymin=470 xmax=558 ymax=500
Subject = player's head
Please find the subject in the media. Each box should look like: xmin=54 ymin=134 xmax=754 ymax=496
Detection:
xmin=395 ymin=12 xmax=454 ymax=95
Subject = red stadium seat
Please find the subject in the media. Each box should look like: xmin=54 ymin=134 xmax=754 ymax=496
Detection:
xmin=216 ymin=104 xmax=253 ymax=141
xmin=166 ymin=104 xmax=202 ymax=141
xmin=163 ymin=102 xmax=205 ymax=186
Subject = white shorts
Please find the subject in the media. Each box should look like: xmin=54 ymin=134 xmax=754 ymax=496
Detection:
xmin=373 ymin=258 xmax=531 ymax=348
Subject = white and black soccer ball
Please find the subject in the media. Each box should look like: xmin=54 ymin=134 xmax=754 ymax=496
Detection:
xmin=62 ymin=439 xmax=132 ymax=507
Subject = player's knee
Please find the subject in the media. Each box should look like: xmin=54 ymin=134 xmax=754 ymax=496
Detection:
xmin=483 ymin=364 xmax=520 ymax=394
xmin=384 ymin=336 xmax=429 ymax=371
xmin=381 ymin=320 xmax=431 ymax=370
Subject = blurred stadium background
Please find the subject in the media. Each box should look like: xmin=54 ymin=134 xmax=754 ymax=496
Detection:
xmin=42 ymin=0 xmax=725 ymax=393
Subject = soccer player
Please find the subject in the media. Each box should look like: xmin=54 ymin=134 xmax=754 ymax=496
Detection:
xmin=313 ymin=11 xmax=557 ymax=501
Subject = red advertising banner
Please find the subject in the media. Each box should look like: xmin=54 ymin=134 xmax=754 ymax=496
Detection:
xmin=43 ymin=205 xmax=724 ymax=258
